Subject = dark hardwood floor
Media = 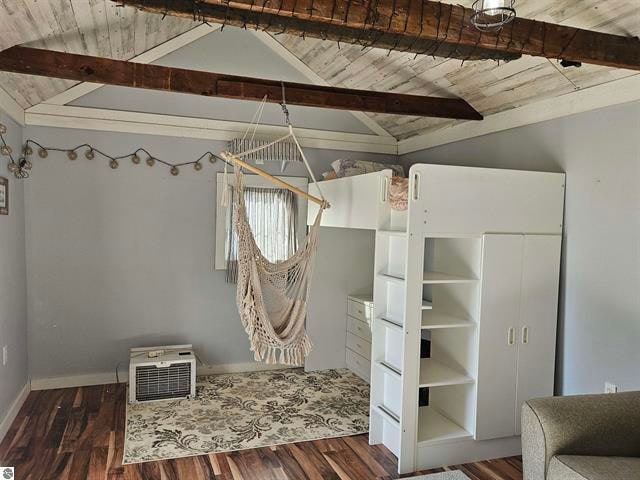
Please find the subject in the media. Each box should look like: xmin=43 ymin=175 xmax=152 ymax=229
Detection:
xmin=0 ymin=383 xmax=523 ymax=479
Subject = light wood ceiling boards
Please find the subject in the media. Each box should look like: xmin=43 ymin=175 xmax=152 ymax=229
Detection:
xmin=0 ymin=1 xmax=638 ymax=143
xmin=274 ymin=0 xmax=640 ymax=139
xmin=0 ymin=0 xmax=198 ymax=108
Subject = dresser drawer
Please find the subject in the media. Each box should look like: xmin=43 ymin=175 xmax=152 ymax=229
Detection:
xmin=346 ymin=332 xmax=371 ymax=360
xmin=347 ymin=299 xmax=373 ymax=324
xmin=346 ymin=348 xmax=371 ymax=383
xmin=347 ymin=316 xmax=372 ymax=342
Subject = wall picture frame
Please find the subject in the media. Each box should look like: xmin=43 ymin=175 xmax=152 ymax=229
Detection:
xmin=0 ymin=176 xmax=8 ymax=215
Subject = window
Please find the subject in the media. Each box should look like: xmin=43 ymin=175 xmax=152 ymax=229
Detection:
xmin=214 ymin=173 xmax=309 ymax=274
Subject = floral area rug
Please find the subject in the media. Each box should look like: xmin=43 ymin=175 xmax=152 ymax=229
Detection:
xmin=123 ymin=368 xmax=370 ymax=464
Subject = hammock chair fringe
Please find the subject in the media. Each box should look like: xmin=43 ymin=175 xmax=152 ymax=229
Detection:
xmin=239 ymin=277 xmax=313 ymax=366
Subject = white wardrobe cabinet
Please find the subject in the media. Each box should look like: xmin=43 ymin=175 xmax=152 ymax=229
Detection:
xmin=475 ymin=234 xmax=561 ymax=441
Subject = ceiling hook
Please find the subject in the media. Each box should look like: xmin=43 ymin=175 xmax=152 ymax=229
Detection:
xmin=280 ymin=81 xmax=291 ymax=126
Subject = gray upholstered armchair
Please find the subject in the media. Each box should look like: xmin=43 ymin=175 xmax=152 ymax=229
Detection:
xmin=521 ymin=391 xmax=640 ymax=480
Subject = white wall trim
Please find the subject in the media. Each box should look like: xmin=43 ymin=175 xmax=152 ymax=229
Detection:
xmin=0 ymin=383 xmax=30 ymax=444
xmin=42 ymin=23 xmax=220 ymax=106
xmin=398 ymin=73 xmax=640 ymax=155
xmin=30 ymin=362 xmax=289 ymax=391
xmin=250 ymin=30 xmax=393 ymax=139
xmin=0 ymin=85 xmax=25 ymax=126
xmin=24 ymin=104 xmax=399 ymax=154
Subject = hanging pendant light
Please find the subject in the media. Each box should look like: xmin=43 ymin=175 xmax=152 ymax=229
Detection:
xmin=471 ymin=0 xmax=516 ymax=32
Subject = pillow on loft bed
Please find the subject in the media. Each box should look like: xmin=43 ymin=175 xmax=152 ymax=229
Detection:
xmin=330 ymin=159 xmax=405 ymax=179
xmin=318 ymin=160 xmax=409 ymax=211
xmin=389 ymin=177 xmax=408 ymax=211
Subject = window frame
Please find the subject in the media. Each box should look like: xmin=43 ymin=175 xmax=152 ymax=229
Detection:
xmin=214 ymin=172 xmax=309 ymax=270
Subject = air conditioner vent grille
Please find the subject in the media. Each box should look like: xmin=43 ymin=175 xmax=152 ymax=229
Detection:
xmin=135 ymin=362 xmax=192 ymax=402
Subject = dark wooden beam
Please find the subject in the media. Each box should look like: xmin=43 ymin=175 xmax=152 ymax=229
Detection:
xmin=115 ymin=0 xmax=640 ymax=71
xmin=0 ymin=46 xmax=483 ymax=120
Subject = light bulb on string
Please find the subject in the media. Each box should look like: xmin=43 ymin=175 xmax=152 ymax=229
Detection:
xmin=471 ymin=0 xmax=516 ymax=31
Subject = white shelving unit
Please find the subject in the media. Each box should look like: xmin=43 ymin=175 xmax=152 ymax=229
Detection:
xmin=367 ymin=164 xmax=565 ymax=474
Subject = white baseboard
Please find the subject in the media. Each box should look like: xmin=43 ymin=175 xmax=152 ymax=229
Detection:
xmin=0 ymin=383 xmax=31 ymax=445
xmin=30 ymin=361 xmax=290 ymax=391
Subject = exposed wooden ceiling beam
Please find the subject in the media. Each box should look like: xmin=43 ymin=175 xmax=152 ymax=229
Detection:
xmin=0 ymin=46 xmax=483 ymax=120
xmin=115 ymin=0 xmax=640 ymax=70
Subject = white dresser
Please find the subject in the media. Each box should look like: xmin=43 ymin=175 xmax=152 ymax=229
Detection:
xmin=345 ymin=293 xmax=373 ymax=383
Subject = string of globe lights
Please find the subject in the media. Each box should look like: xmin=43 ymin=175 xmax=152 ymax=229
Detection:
xmin=0 ymin=122 xmax=235 ymax=180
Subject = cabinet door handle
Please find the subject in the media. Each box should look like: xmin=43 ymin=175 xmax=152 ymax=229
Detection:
xmin=507 ymin=327 xmax=515 ymax=346
xmin=522 ymin=326 xmax=529 ymax=345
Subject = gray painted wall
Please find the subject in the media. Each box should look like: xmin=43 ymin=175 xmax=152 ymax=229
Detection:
xmin=23 ymin=125 xmax=391 ymax=380
xmin=0 ymin=110 xmax=28 ymax=421
xmin=402 ymin=101 xmax=640 ymax=395
xmin=72 ymin=27 xmax=374 ymax=135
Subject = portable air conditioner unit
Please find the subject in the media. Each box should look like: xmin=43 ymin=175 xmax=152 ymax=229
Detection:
xmin=128 ymin=344 xmax=196 ymax=403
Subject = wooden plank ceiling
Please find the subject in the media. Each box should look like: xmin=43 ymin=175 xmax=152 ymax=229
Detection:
xmin=0 ymin=0 xmax=638 ymax=140
xmin=274 ymin=0 xmax=640 ymax=139
xmin=0 ymin=0 xmax=198 ymax=108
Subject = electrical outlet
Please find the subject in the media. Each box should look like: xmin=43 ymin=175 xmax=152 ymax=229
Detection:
xmin=2 ymin=345 xmax=7 ymax=366
xmin=605 ymin=382 xmax=618 ymax=394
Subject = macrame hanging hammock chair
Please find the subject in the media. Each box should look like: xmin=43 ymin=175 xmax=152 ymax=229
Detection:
xmin=218 ymin=91 xmax=329 ymax=366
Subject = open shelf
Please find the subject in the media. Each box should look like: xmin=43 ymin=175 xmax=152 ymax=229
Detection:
xmin=419 ymin=358 xmax=473 ymax=388
xmin=377 ymin=273 xmax=406 ymax=285
xmin=378 ymin=315 xmax=403 ymax=331
xmin=417 ymin=406 xmax=471 ymax=446
xmin=421 ymin=312 xmax=475 ymax=330
xmin=423 ymin=271 xmax=477 ymax=284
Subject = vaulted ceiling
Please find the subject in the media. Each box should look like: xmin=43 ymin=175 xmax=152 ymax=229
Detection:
xmin=1 ymin=0 xmax=639 ymax=142
xmin=274 ymin=0 xmax=640 ymax=139
xmin=0 ymin=1 xmax=198 ymax=107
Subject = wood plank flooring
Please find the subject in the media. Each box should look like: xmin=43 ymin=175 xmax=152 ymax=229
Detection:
xmin=0 ymin=383 xmax=523 ymax=480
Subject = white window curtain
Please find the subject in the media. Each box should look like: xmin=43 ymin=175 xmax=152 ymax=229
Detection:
xmin=226 ymin=186 xmax=298 ymax=283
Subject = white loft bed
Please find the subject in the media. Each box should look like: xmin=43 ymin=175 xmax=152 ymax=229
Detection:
xmin=308 ymin=165 xmax=564 ymax=233
xmin=307 ymin=164 xmax=566 ymax=474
